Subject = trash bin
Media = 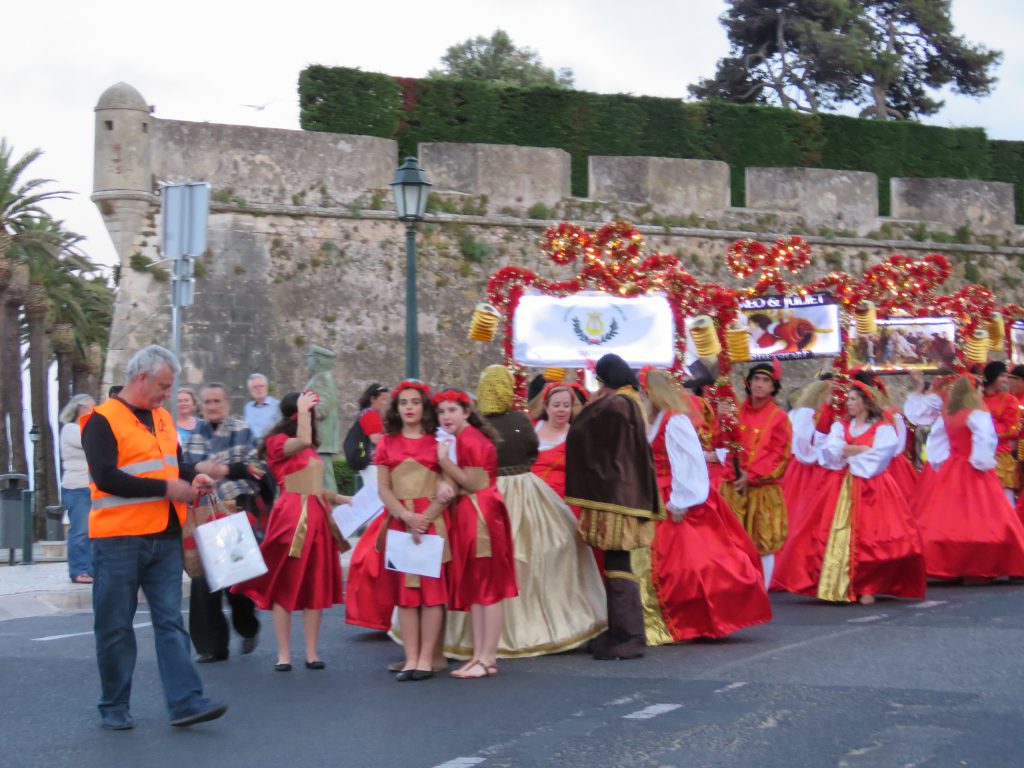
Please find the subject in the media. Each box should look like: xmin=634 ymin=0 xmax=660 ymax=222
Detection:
xmin=0 ymin=474 xmax=29 ymax=556
xmin=45 ymin=505 xmax=65 ymax=541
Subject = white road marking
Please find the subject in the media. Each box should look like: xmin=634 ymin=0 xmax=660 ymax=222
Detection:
xmin=33 ymin=622 xmax=152 ymax=642
xmin=714 ymin=682 xmax=748 ymax=693
xmin=910 ymin=600 xmax=948 ymax=609
xmin=623 ymin=703 xmax=682 ymax=720
xmin=847 ymin=614 xmax=887 ymax=623
xmin=431 ymin=759 xmax=485 ymax=768
xmin=607 ymin=694 xmax=641 ymax=706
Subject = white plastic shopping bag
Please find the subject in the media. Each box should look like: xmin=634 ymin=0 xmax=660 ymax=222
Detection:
xmin=194 ymin=512 xmax=268 ymax=591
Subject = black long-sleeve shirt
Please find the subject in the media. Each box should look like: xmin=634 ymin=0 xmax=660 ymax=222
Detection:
xmin=81 ymin=400 xmax=193 ymax=538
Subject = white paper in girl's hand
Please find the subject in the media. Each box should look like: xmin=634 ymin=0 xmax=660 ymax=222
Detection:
xmin=435 ymin=427 xmax=458 ymax=462
xmin=384 ymin=530 xmax=444 ymax=578
xmin=332 ymin=484 xmax=384 ymax=539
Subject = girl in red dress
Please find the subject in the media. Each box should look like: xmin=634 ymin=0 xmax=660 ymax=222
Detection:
xmin=435 ymin=390 xmax=518 ymax=678
xmin=782 ymin=379 xmax=836 ymax=533
xmin=234 ymin=391 xmax=350 ymax=671
xmin=913 ymin=376 xmax=1024 ymax=580
xmin=772 ymin=383 xmax=926 ymax=603
xmin=641 ymin=369 xmax=772 ymax=641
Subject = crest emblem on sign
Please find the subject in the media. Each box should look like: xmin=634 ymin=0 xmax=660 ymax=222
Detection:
xmin=572 ymin=311 xmax=620 ymax=345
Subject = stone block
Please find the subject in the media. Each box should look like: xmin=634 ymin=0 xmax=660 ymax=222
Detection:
xmin=419 ymin=143 xmax=570 ymax=211
xmin=746 ymin=167 xmax=879 ymax=235
xmin=152 ymin=120 xmax=397 ymax=206
xmin=588 ymin=156 xmax=730 ymax=216
xmin=891 ymin=177 xmax=1015 ymax=234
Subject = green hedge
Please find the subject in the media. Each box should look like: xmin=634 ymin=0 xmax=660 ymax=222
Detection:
xmin=298 ymin=65 xmax=1018 ymax=220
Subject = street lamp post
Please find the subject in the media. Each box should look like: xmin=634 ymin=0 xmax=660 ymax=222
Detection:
xmin=390 ymin=157 xmax=432 ymax=379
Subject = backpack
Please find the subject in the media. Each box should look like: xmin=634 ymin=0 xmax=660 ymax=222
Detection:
xmin=343 ymin=415 xmax=371 ymax=471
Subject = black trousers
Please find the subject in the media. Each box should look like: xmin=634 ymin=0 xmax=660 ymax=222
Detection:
xmin=188 ymin=576 xmax=259 ymax=657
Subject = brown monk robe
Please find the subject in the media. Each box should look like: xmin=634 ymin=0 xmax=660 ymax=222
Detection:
xmin=565 ymin=354 xmax=664 ymax=660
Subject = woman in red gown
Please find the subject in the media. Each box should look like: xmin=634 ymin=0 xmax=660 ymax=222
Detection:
xmin=641 ymin=368 xmax=772 ymax=642
xmin=234 ymin=391 xmax=349 ymax=670
xmin=530 ymin=383 xmax=578 ymax=499
xmin=914 ymin=375 xmax=1024 ymax=580
xmin=782 ymin=379 xmax=836 ymax=533
xmin=435 ymin=390 xmax=518 ymax=678
xmin=772 ymin=382 xmax=926 ymax=603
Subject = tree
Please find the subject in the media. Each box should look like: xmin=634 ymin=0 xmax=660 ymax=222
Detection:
xmin=427 ymin=29 xmax=574 ymax=89
xmin=690 ymin=0 xmax=1002 ymax=119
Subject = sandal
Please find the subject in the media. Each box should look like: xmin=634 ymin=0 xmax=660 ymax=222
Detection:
xmin=71 ymin=575 xmax=94 ymax=584
xmin=450 ymin=659 xmax=495 ymax=679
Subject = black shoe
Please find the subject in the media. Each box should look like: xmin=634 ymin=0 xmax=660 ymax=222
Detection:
xmin=241 ymin=634 xmax=258 ymax=655
xmin=305 ymin=660 xmax=326 ymax=670
xmin=170 ymin=700 xmax=228 ymax=728
xmin=395 ymin=669 xmax=416 ymax=682
xmin=100 ymin=712 xmax=134 ymax=731
xmin=411 ymin=670 xmax=434 ymax=681
xmin=274 ymin=662 xmax=292 ymax=672
xmin=196 ymin=653 xmax=228 ymax=664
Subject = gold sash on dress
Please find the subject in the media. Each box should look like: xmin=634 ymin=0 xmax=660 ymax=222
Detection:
xmin=376 ymin=459 xmax=449 ymax=588
xmin=283 ymin=458 xmax=348 ymax=558
xmin=460 ymin=467 xmax=492 ymax=559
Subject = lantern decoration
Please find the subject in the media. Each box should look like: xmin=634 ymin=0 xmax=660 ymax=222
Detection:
xmin=468 ymin=302 xmax=502 ymax=342
xmin=855 ymin=300 xmax=877 ymax=336
xmin=987 ymin=312 xmax=1005 ymax=351
xmin=726 ymin=324 xmax=750 ymax=362
xmin=544 ymin=367 xmax=567 ymax=382
xmin=965 ymin=328 xmax=990 ymax=365
xmin=690 ymin=315 xmax=722 ymax=358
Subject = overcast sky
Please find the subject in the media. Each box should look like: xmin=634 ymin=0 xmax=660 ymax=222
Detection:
xmin=5 ymin=0 xmax=1022 ymax=270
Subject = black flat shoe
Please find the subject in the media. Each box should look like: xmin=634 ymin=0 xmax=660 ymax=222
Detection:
xmin=196 ymin=653 xmax=228 ymax=664
xmin=274 ymin=662 xmax=292 ymax=672
xmin=395 ymin=669 xmax=416 ymax=682
xmin=305 ymin=660 xmax=326 ymax=670
xmin=411 ymin=670 xmax=434 ymax=681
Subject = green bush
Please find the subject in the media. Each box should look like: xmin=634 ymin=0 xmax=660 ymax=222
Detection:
xmin=299 ymin=65 xmax=1019 ymax=221
xmin=332 ymin=458 xmax=357 ymax=496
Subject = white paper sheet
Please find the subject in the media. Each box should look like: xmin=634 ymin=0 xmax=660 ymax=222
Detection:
xmin=384 ymin=530 xmax=444 ymax=579
xmin=332 ymin=483 xmax=384 ymax=539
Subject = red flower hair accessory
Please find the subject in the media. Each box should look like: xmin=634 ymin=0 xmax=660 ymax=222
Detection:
xmin=541 ymin=382 xmax=573 ymax=402
xmin=432 ymin=389 xmax=471 ymax=408
xmin=392 ymin=380 xmax=432 ymax=400
xmin=637 ymin=365 xmax=656 ymax=394
xmin=849 ymin=380 xmax=876 ymax=402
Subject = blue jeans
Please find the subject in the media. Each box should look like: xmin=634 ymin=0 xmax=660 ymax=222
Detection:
xmin=63 ymin=487 xmax=92 ymax=578
xmin=92 ymin=536 xmax=207 ymax=720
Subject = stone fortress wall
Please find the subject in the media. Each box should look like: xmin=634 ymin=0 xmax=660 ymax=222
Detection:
xmin=93 ymin=83 xmax=1024 ymax=416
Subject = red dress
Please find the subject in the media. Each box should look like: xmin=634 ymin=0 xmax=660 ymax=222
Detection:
xmin=531 ymin=431 xmax=567 ymax=498
xmin=233 ymin=434 xmax=344 ymax=612
xmin=346 ymin=433 xmax=448 ymax=627
xmin=771 ymin=420 xmax=926 ymax=601
xmin=782 ymin=404 xmax=837 ymax=533
xmin=915 ymin=410 xmax=1024 ymax=579
xmin=447 ymin=426 xmax=518 ymax=611
xmin=885 ymin=409 xmax=918 ymax=504
xmin=649 ymin=413 xmax=772 ymax=640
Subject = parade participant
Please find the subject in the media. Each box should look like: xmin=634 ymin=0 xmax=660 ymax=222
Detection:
xmin=772 ymin=382 xmax=926 ymax=604
xmin=529 ymin=382 xmax=584 ymax=498
xmin=234 ymin=391 xmax=349 ymax=671
xmin=720 ymin=361 xmax=792 ymax=586
xmin=566 ymin=354 xmax=662 ymax=660
xmin=781 ymin=378 xmax=834 ymax=532
xmin=851 ymin=370 xmax=918 ymax=503
xmin=82 ymin=345 xmax=225 ymax=729
xmin=446 ymin=366 xmax=605 ymax=660
xmin=913 ymin=376 xmax=1024 ymax=581
xmin=980 ymin=361 xmax=1021 ymax=505
xmin=434 ymin=389 xmax=518 ymax=678
xmin=641 ymin=368 xmax=771 ymax=641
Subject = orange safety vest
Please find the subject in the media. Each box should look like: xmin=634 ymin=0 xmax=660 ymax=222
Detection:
xmin=86 ymin=398 xmax=185 ymax=538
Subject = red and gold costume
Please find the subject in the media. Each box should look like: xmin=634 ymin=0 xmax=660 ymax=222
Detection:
xmin=531 ymin=423 xmax=567 ymax=498
xmin=721 ymin=398 xmax=792 ymax=554
xmin=234 ymin=433 xmax=344 ymax=611
xmin=984 ymin=390 xmax=1021 ymax=492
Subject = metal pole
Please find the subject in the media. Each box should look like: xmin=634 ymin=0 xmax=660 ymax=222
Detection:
xmin=20 ymin=489 xmax=33 ymax=564
xmin=171 ymin=299 xmax=181 ymax=412
xmin=405 ymin=222 xmax=419 ymax=379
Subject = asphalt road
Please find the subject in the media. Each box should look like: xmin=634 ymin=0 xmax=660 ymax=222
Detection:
xmin=2 ymin=583 xmax=1024 ymax=768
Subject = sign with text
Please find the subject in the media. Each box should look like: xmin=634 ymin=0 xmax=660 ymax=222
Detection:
xmin=512 ymin=292 xmax=675 ymax=367
xmin=734 ymin=293 xmax=841 ymax=361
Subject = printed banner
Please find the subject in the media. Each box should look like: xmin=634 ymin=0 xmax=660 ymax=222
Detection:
xmin=512 ymin=292 xmax=675 ymax=366
xmin=1010 ymin=320 xmax=1024 ymax=366
xmin=850 ymin=316 xmax=957 ymax=373
xmin=732 ymin=293 xmax=841 ymax=361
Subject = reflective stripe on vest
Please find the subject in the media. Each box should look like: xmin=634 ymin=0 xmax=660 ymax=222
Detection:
xmin=87 ymin=399 xmax=186 ymax=538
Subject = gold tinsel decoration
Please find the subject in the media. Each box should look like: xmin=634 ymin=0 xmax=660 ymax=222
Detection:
xmin=726 ymin=324 xmax=750 ymax=362
xmin=855 ymin=300 xmax=877 ymax=336
xmin=965 ymin=328 xmax=990 ymax=365
xmin=987 ymin=312 xmax=1005 ymax=351
xmin=690 ymin=315 xmax=722 ymax=358
xmin=467 ymin=303 xmax=501 ymax=343
xmin=544 ymin=367 xmax=567 ymax=382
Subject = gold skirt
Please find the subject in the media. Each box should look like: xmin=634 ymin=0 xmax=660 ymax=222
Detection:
xmin=577 ymin=508 xmax=655 ymax=551
xmin=443 ymin=473 xmax=607 ymax=659
xmin=720 ymin=482 xmax=788 ymax=555
xmin=995 ymin=452 xmax=1020 ymax=491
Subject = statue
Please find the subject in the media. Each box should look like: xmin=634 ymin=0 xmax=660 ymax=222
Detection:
xmin=305 ymin=345 xmax=340 ymax=492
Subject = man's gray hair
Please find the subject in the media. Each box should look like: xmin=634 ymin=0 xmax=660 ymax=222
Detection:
xmin=201 ymin=382 xmax=230 ymax=396
xmin=59 ymin=394 xmax=96 ymax=425
xmin=125 ymin=345 xmax=180 ymax=381
xmin=247 ymin=373 xmax=268 ymax=386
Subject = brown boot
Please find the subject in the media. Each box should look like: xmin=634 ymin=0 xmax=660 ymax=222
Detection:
xmin=592 ymin=577 xmax=646 ymax=660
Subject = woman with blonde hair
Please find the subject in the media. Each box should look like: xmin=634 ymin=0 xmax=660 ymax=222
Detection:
xmin=175 ymin=387 xmax=203 ymax=445
xmin=59 ymin=394 xmax=97 ymax=584
xmin=913 ymin=375 xmax=1024 ymax=580
xmin=639 ymin=368 xmax=771 ymax=641
xmin=530 ymin=381 xmax=586 ymax=499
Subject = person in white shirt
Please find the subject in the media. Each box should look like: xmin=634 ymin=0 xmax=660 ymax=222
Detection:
xmin=59 ymin=394 xmax=96 ymax=583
